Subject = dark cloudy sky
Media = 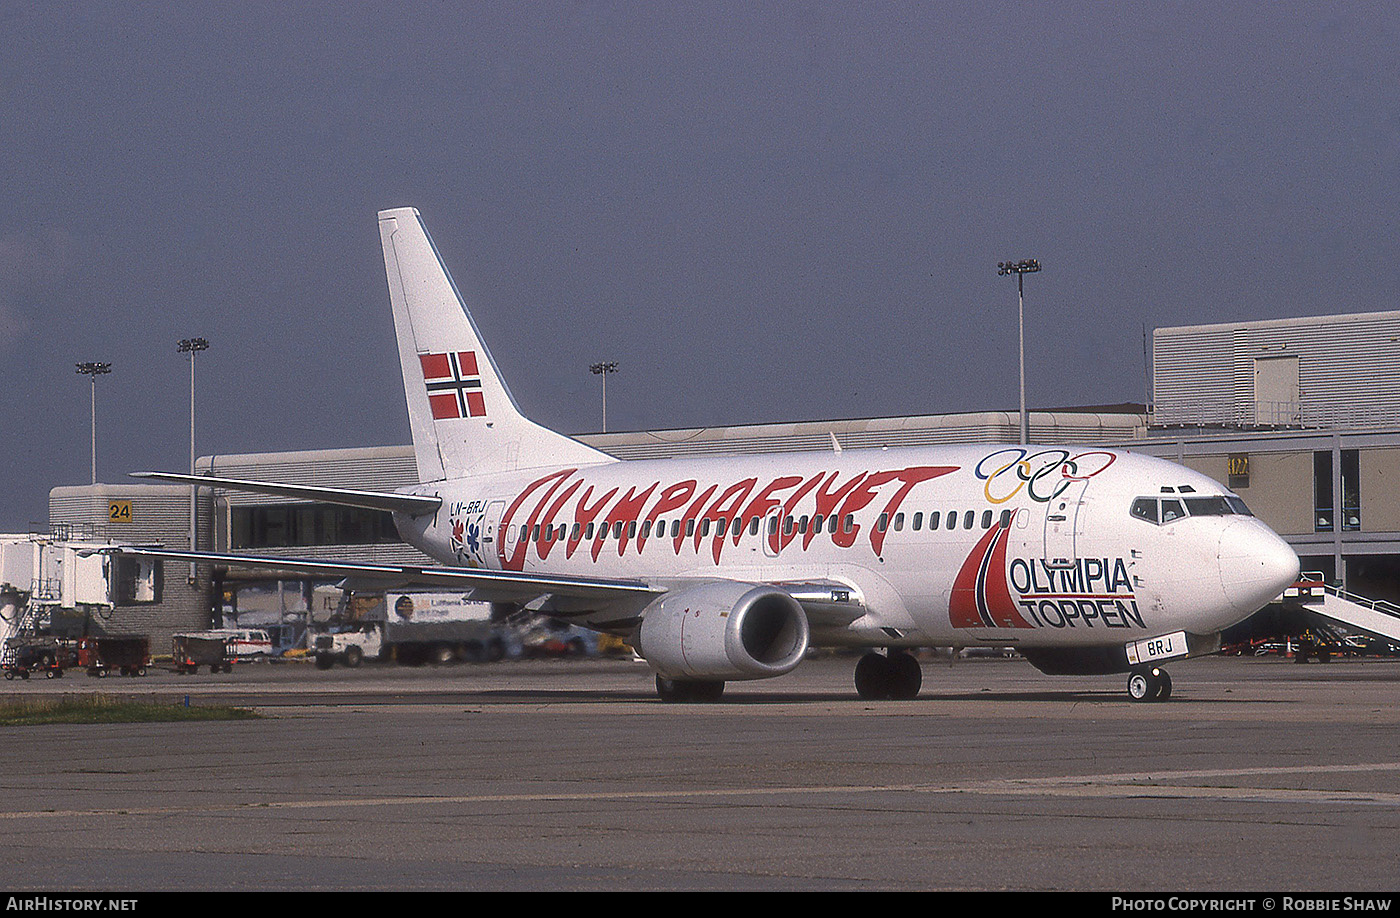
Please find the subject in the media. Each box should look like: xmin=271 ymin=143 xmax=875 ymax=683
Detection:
xmin=2 ymin=2 xmax=1397 ymax=529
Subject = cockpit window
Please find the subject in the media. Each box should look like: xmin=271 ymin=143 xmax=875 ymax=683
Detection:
xmin=1183 ymin=496 xmax=1232 ymax=517
xmin=1130 ymin=497 xmax=1159 ymax=523
xmin=1130 ymin=494 xmax=1253 ymax=525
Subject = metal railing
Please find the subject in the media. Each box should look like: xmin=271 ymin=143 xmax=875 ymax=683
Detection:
xmin=1296 ymin=572 xmax=1400 ymax=621
xmin=1152 ymin=397 xmax=1400 ymax=430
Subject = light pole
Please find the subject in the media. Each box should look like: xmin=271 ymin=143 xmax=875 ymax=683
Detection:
xmin=997 ymin=259 xmax=1041 ymax=444
xmin=590 ymin=361 xmax=618 ymax=432
xmin=178 ymin=338 xmax=209 ymax=578
xmin=75 ymin=362 xmax=112 ymax=485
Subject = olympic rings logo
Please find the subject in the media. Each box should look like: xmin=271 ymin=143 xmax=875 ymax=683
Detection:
xmin=975 ymin=449 xmax=1117 ymax=504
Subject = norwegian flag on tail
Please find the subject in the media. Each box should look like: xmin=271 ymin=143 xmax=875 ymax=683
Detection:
xmin=420 ymin=351 xmax=487 ymax=419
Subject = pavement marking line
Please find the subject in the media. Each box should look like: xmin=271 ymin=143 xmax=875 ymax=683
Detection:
xmin=4 ymin=761 xmax=1399 ymax=821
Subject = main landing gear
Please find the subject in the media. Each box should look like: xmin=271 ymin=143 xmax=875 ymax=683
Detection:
xmin=1127 ymin=666 xmax=1172 ymax=702
xmin=655 ymin=675 xmax=726 ymax=703
xmin=854 ymin=650 xmax=922 ymax=700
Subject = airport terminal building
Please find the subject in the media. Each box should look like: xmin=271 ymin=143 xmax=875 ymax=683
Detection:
xmin=44 ymin=308 xmax=1400 ymax=649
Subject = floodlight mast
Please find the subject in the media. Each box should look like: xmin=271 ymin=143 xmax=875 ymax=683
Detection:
xmin=590 ymin=361 xmax=618 ymax=432
xmin=75 ymin=361 xmax=112 ymax=485
xmin=178 ymin=338 xmax=210 ymax=579
xmin=177 ymin=338 xmax=209 ymax=479
xmin=997 ymin=259 xmax=1041 ymax=445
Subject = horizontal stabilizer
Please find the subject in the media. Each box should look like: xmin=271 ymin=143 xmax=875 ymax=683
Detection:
xmin=129 ymin=471 xmax=442 ymax=516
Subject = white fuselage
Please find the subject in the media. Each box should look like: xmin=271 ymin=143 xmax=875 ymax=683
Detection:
xmin=393 ymin=444 xmax=1299 ymax=650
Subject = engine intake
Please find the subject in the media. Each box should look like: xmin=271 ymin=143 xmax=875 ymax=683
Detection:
xmin=634 ymin=582 xmax=810 ymax=681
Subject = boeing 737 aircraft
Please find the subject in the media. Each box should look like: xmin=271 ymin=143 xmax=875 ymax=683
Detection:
xmin=129 ymin=207 xmax=1300 ymax=703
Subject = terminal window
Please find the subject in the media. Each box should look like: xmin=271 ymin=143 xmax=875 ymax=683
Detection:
xmin=232 ymin=504 xmax=402 ymax=549
xmin=1313 ymin=449 xmax=1362 ymax=533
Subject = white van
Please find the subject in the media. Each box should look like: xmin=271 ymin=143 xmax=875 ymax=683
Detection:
xmin=201 ymin=629 xmax=274 ymax=659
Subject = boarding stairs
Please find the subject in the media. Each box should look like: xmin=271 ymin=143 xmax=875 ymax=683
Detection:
xmin=0 ymin=599 xmax=50 ymax=671
xmin=0 ymin=569 xmax=60 ymax=672
xmin=1281 ymin=574 xmax=1400 ymax=647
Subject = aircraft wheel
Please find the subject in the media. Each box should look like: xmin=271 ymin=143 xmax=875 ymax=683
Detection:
xmin=854 ymin=652 xmax=889 ymax=699
xmin=855 ymin=651 xmax=922 ymax=700
xmin=655 ymin=675 xmax=725 ymax=703
xmin=1128 ymin=667 xmax=1170 ymax=702
xmin=888 ymin=651 xmax=922 ymax=700
xmin=690 ymin=680 xmax=725 ymax=703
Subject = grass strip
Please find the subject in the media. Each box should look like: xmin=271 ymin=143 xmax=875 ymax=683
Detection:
xmin=0 ymin=695 xmax=261 ymax=725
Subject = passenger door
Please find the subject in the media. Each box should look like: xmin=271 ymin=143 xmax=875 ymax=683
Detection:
xmin=1043 ymin=479 xmax=1089 ymax=567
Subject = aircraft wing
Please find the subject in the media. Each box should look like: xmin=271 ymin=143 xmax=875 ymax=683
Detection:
xmin=129 ymin=471 xmax=441 ymax=517
xmin=104 ymin=546 xmax=863 ymax=628
xmin=106 ymin=546 xmax=661 ymax=605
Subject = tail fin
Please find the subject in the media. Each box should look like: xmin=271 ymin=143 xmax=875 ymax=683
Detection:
xmin=378 ymin=207 xmax=613 ymax=482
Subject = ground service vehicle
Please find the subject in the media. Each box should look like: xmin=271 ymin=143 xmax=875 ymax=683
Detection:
xmin=172 ymin=633 xmax=236 ymax=674
xmin=314 ymin=592 xmax=506 ymax=668
xmin=80 ymin=635 xmax=150 ymax=677
xmin=197 ymin=628 xmax=273 ymax=659
xmin=2 ymin=637 xmax=77 ymax=680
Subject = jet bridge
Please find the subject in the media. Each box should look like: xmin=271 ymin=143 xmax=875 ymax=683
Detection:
xmin=1280 ymin=574 xmax=1400 ymax=649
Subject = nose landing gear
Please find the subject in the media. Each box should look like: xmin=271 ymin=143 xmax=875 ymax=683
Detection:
xmin=1127 ymin=666 xmax=1172 ymax=702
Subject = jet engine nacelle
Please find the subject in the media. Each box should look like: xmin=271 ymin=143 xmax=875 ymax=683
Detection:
xmin=634 ymin=582 xmax=810 ymax=681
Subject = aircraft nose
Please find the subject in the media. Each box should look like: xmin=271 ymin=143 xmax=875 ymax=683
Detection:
xmin=1219 ymin=519 xmax=1300 ymax=615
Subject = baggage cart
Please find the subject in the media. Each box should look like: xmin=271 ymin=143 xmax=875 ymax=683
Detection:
xmin=80 ymin=635 xmax=150 ymax=677
xmin=172 ymin=633 xmax=236 ymax=674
